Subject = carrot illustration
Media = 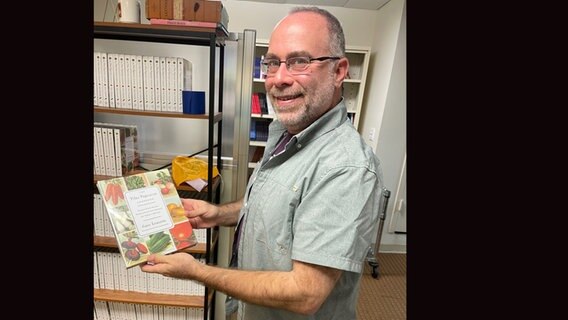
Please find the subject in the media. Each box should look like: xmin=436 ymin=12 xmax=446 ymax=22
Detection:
xmin=111 ymin=183 xmax=119 ymax=205
xmin=104 ymin=183 xmax=113 ymax=201
xmin=116 ymin=184 xmax=124 ymax=199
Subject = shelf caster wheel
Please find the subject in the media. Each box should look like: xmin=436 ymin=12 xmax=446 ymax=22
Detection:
xmin=371 ymin=266 xmax=379 ymax=278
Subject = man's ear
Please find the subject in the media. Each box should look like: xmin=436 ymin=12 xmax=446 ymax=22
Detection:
xmin=335 ymin=57 xmax=350 ymax=87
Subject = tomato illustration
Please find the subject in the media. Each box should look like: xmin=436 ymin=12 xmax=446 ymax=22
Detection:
xmin=170 ymin=222 xmax=193 ymax=248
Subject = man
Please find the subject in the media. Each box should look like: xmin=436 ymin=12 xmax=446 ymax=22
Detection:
xmin=141 ymin=6 xmax=384 ymax=319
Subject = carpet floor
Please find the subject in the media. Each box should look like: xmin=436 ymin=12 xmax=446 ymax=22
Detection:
xmin=356 ymin=252 xmax=407 ymax=320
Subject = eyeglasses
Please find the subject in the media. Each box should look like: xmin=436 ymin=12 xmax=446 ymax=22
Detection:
xmin=261 ymin=56 xmax=340 ymax=75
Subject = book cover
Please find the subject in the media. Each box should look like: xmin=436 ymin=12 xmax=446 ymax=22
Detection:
xmin=177 ymin=57 xmax=193 ymax=112
xmin=142 ymin=55 xmax=156 ymax=111
xmin=253 ymin=56 xmax=261 ymax=79
xmin=153 ymin=55 xmax=162 ymax=111
xmin=101 ymin=127 xmax=117 ymax=177
xmin=96 ymin=168 xmax=198 ymax=268
xmin=251 ymin=92 xmax=261 ymax=114
xmin=258 ymin=92 xmax=268 ymax=115
xmin=94 ymin=52 xmax=101 ymax=106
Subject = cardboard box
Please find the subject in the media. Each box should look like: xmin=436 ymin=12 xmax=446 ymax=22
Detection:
xmin=146 ymin=0 xmax=161 ymax=19
xmin=183 ymin=0 xmax=228 ymax=25
xmin=161 ymin=0 xmax=174 ymax=20
xmin=146 ymin=0 xmax=229 ymax=29
xmin=173 ymin=0 xmax=183 ymax=20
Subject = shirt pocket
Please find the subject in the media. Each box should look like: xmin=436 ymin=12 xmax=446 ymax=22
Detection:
xmin=250 ymin=176 xmax=300 ymax=270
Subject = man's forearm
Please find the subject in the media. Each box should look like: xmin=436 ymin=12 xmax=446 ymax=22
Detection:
xmin=197 ymin=265 xmax=308 ymax=314
xmin=216 ymin=199 xmax=243 ymax=226
xmin=193 ymin=261 xmax=340 ymax=315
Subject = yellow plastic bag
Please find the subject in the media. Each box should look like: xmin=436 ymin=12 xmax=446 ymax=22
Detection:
xmin=172 ymin=156 xmax=219 ymax=187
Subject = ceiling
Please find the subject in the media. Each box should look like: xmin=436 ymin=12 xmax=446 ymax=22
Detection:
xmin=230 ymin=0 xmax=391 ymax=10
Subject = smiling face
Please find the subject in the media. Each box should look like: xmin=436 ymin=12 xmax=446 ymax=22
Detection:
xmin=265 ymin=11 xmax=349 ymax=134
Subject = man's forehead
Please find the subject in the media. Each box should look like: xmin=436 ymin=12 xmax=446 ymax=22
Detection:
xmin=268 ymin=13 xmax=328 ymax=56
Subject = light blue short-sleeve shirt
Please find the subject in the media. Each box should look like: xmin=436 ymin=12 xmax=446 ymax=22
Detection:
xmin=236 ymin=99 xmax=384 ymax=320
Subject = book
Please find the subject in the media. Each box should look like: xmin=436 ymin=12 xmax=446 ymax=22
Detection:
xmin=149 ymin=18 xmax=217 ymax=28
xmin=142 ymin=55 xmax=156 ymax=111
xmin=177 ymin=57 xmax=193 ymax=112
xmin=253 ymin=56 xmax=261 ymax=79
xmin=251 ymin=92 xmax=261 ymax=114
xmin=258 ymin=92 xmax=268 ymax=115
xmin=249 ymin=118 xmax=256 ymax=140
xmin=96 ymin=168 xmax=198 ymax=268
xmin=94 ymin=122 xmax=140 ymax=176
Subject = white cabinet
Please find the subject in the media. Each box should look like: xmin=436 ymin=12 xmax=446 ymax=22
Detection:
xmin=344 ymin=46 xmax=371 ymax=129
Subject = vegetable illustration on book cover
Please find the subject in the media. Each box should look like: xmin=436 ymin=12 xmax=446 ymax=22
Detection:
xmin=96 ymin=169 xmax=198 ymax=268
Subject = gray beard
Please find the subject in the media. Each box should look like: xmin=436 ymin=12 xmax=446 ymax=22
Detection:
xmin=274 ymin=72 xmax=336 ymax=132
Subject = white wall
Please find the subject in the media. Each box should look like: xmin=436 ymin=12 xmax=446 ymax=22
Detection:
xmin=358 ymin=0 xmax=406 ymax=251
xmin=359 ymin=0 xmax=404 ymax=144
xmin=222 ymin=0 xmax=379 ymax=45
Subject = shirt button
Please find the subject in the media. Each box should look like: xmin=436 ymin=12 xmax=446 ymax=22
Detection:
xmin=297 ymin=143 xmax=302 ymax=148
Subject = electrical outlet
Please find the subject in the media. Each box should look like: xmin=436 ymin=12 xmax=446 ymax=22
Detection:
xmin=368 ymin=128 xmax=376 ymax=142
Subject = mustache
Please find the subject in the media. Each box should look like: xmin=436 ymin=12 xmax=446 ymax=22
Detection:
xmin=267 ymin=89 xmax=304 ymax=99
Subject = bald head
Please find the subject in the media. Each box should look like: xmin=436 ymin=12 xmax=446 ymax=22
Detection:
xmin=269 ymin=11 xmax=331 ymax=59
xmin=272 ymin=7 xmax=345 ymax=58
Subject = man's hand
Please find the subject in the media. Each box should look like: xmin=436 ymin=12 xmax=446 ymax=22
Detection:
xmin=181 ymin=198 xmax=220 ymax=229
xmin=140 ymin=253 xmax=204 ymax=279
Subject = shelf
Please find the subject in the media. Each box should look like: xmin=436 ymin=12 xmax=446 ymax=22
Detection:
xmin=94 ymin=106 xmax=223 ymax=123
xmin=94 ymin=21 xmax=228 ymax=46
xmin=251 ymin=113 xmax=275 ymax=119
xmin=250 ymin=141 xmax=267 ymax=147
xmin=94 ymin=235 xmax=208 ymax=254
xmin=94 ymin=288 xmax=204 ymax=308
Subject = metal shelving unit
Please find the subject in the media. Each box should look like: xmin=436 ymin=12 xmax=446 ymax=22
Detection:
xmin=93 ymin=21 xmax=228 ymax=320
